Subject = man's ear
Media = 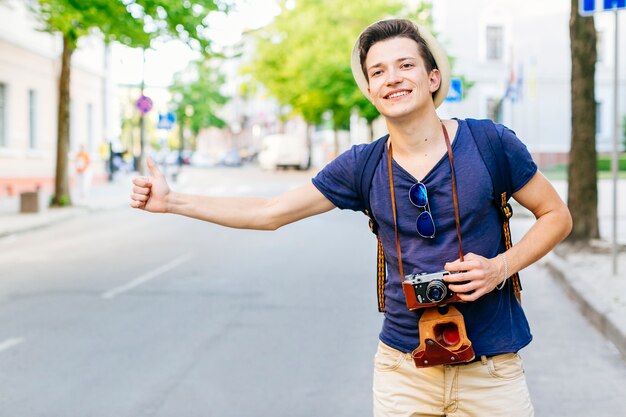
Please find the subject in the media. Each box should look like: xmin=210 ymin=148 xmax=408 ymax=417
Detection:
xmin=429 ymin=69 xmax=442 ymax=94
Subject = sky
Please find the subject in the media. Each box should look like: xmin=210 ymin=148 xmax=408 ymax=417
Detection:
xmin=112 ymin=0 xmax=281 ymax=89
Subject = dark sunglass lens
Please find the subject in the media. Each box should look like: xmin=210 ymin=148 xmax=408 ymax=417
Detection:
xmin=416 ymin=211 xmax=435 ymax=238
xmin=409 ymin=183 xmax=428 ymax=207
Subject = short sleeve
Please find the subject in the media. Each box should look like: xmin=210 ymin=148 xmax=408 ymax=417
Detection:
xmin=497 ymin=125 xmax=538 ymax=193
xmin=311 ymin=145 xmax=366 ymax=211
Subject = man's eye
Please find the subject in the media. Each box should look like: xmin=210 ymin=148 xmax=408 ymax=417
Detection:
xmin=370 ymin=70 xmax=382 ymax=77
xmin=402 ymin=63 xmax=414 ymax=68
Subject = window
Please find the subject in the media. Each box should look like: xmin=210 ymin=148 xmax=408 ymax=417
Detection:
xmin=486 ymin=25 xmax=504 ymax=61
xmin=0 ymin=83 xmax=6 ymax=147
xmin=487 ymin=97 xmax=503 ymax=123
xmin=29 ymin=89 xmax=37 ymax=149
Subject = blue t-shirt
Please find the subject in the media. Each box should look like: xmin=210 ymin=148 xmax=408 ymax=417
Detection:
xmin=312 ymin=119 xmax=537 ymax=356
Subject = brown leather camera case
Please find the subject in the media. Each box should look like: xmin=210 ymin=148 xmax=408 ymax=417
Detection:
xmin=412 ymin=305 xmax=475 ymax=367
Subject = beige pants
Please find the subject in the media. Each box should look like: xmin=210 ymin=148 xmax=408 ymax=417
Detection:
xmin=373 ymin=341 xmax=534 ymax=417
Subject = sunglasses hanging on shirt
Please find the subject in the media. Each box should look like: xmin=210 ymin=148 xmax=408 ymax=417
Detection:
xmin=409 ymin=182 xmax=436 ymax=238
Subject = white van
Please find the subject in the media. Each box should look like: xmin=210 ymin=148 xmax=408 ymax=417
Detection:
xmin=258 ymin=134 xmax=310 ymax=170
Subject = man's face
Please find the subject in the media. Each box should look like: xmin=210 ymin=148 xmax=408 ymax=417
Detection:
xmin=365 ymin=37 xmax=440 ymax=120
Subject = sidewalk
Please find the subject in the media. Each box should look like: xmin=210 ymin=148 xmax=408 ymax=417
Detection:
xmin=541 ymin=179 xmax=626 ymax=360
xmin=0 ymin=173 xmax=133 ymax=238
xmin=0 ymin=173 xmax=624 ymax=360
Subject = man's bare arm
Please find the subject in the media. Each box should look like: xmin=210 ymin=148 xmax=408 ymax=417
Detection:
xmin=444 ymin=171 xmax=573 ymax=301
xmin=130 ymin=158 xmax=336 ymax=230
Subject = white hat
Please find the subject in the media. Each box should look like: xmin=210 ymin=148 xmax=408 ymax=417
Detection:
xmin=350 ymin=19 xmax=450 ymax=108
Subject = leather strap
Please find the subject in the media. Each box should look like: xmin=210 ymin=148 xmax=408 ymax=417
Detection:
xmin=387 ymin=145 xmax=405 ymax=279
xmin=387 ymin=122 xmax=464 ymax=282
xmin=500 ymin=193 xmax=522 ymax=302
xmin=442 ymin=124 xmax=464 ymax=262
xmin=375 ymin=236 xmax=386 ymax=311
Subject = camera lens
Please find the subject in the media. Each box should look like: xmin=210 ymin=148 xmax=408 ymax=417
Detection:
xmin=426 ymin=280 xmax=448 ymax=303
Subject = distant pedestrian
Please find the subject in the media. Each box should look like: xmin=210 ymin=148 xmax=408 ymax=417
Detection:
xmin=130 ymin=18 xmax=572 ymax=417
xmin=75 ymin=145 xmax=92 ymax=198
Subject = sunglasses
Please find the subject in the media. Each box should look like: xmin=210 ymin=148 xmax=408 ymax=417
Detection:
xmin=409 ymin=182 xmax=436 ymax=238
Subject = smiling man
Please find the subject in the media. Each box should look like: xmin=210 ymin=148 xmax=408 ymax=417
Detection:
xmin=130 ymin=18 xmax=572 ymax=417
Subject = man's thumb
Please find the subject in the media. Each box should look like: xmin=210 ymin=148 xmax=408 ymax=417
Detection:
xmin=146 ymin=157 xmax=164 ymax=178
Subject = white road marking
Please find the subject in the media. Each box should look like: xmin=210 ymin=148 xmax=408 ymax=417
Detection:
xmin=0 ymin=337 xmax=24 ymax=353
xmin=101 ymin=253 xmax=193 ymax=299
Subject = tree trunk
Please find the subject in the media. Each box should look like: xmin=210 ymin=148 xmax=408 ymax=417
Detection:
xmin=51 ymin=35 xmax=74 ymax=207
xmin=567 ymin=0 xmax=599 ymax=241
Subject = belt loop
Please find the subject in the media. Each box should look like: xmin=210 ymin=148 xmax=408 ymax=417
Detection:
xmin=480 ymin=355 xmax=488 ymax=365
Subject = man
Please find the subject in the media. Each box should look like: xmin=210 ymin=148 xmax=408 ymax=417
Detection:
xmin=130 ymin=19 xmax=572 ymax=417
xmin=75 ymin=145 xmax=92 ymax=198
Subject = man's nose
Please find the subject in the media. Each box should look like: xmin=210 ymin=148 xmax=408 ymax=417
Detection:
xmin=385 ymin=68 xmax=403 ymax=85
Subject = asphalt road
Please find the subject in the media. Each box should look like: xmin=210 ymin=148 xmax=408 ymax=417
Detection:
xmin=0 ymin=167 xmax=624 ymax=417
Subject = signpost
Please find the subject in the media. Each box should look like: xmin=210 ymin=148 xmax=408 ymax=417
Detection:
xmin=157 ymin=112 xmax=176 ymax=130
xmin=136 ymin=95 xmax=153 ymax=114
xmin=580 ymin=0 xmax=625 ymax=276
xmin=446 ymin=77 xmax=463 ymax=102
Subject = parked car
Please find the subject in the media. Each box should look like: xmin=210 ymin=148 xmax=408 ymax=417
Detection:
xmin=220 ymin=149 xmax=242 ymax=167
xmin=258 ymin=134 xmax=310 ymax=170
xmin=190 ymin=152 xmax=218 ymax=168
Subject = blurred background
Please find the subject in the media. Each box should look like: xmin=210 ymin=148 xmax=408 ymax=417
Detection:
xmin=0 ymin=1 xmax=625 ymax=416
xmin=0 ymin=0 xmax=623 ymax=204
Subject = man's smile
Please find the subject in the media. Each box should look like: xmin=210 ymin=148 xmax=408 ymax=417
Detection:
xmin=384 ymin=89 xmax=412 ymax=99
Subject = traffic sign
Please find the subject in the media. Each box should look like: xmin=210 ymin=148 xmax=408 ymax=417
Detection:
xmin=445 ymin=77 xmax=463 ymax=102
xmin=580 ymin=0 xmax=625 ymax=15
xmin=136 ymin=95 xmax=153 ymax=114
xmin=157 ymin=112 xmax=176 ymax=130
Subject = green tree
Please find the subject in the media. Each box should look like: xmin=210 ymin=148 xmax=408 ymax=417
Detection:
xmin=246 ymin=0 xmax=405 ymax=151
xmin=170 ymin=59 xmax=229 ymax=152
xmin=29 ymin=0 xmax=225 ymax=206
xmin=568 ymin=0 xmax=599 ymax=240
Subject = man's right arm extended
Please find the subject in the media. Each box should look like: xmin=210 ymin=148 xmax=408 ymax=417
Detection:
xmin=130 ymin=158 xmax=336 ymax=231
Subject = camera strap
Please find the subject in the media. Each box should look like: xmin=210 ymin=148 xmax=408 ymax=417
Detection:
xmin=387 ymin=122 xmax=464 ymax=281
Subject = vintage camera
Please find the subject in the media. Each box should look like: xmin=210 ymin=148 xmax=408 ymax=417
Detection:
xmin=402 ymin=271 xmax=462 ymax=310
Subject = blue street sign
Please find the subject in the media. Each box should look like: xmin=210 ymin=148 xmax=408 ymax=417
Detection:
xmin=157 ymin=112 xmax=176 ymax=130
xmin=445 ymin=77 xmax=463 ymax=102
xmin=580 ymin=0 xmax=626 ymax=15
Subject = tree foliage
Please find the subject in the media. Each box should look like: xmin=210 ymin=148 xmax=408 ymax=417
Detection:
xmin=245 ymin=0 xmax=406 ymax=134
xmin=29 ymin=0 xmax=226 ymax=206
xmin=568 ymin=0 xmax=598 ymax=241
xmin=170 ymin=59 xmax=229 ymax=147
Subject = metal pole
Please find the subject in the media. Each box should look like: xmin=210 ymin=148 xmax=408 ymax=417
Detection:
xmin=611 ymin=10 xmax=619 ymax=276
xmin=139 ymin=49 xmax=146 ymax=176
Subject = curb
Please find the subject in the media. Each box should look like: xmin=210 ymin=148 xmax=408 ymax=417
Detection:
xmin=0 ymin=203 xmax=127 ymax=239
xmin=544 ymin=251 xmax=626 ymax=361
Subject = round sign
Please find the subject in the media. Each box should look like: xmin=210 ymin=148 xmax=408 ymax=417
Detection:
xmin=136 ymin=95 xmax=153 ymax=114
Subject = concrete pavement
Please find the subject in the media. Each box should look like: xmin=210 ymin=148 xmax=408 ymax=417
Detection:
xmin=0 ymin=170 xmax=624 ymax=360
xmin=542 ymin=180 xmax=626 ymax=360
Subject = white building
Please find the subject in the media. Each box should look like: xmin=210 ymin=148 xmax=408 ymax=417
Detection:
xmin=0 ymin=0 xmax=112 ymax=197
xmin=432 ymin=0 xmax=626 ymax=168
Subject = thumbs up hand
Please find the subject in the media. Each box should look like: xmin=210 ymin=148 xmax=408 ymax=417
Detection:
xmin=130 ymin=157 xmax=171 ymax=213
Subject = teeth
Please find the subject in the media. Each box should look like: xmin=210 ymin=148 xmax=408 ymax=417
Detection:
xmin=388 ymin=91 xmax=409 ymax=99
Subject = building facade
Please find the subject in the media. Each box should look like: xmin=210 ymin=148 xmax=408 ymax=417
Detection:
xmin=432 ymin=0 xmax=626 ymax=168
xmin=0 ymin=0 xmax=111 ymax=197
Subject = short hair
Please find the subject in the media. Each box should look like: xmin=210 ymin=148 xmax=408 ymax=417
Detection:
xmin=357 ymin=19 xmax=439 ymax=82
